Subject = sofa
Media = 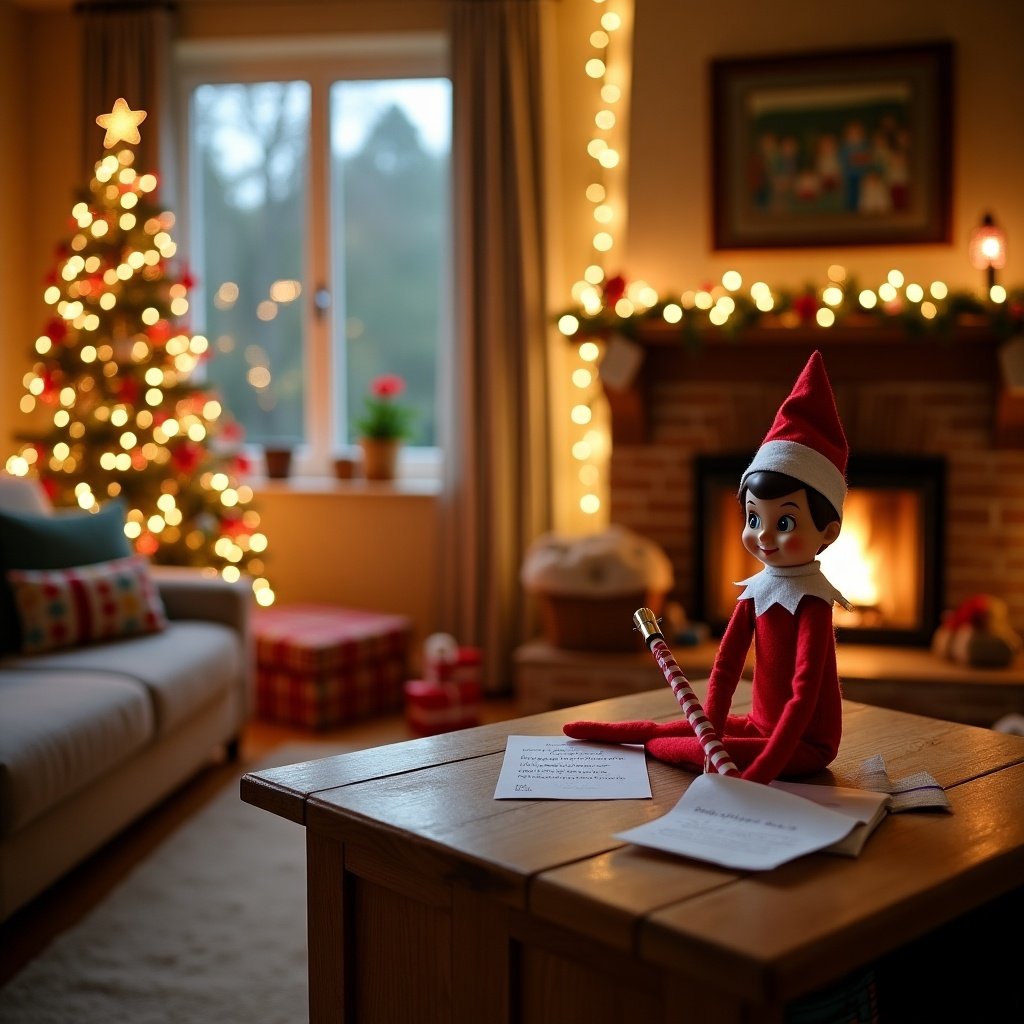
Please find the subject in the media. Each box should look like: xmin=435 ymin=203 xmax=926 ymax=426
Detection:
xmin=0 ymin=474 xmax=252 ymax=922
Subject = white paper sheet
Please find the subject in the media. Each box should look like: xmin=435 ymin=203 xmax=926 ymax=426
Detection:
xmin=615 ymin=773 xmax=858 ymax=870
xmin=493 ymin=736 xmax=652 ymax=800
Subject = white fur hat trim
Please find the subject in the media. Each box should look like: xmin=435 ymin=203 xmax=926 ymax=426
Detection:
xmin=740 ymin=439 xmax=847 ymax=520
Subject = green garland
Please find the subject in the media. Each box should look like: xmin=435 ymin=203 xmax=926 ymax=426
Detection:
xmin=558 ymin=277 xmax=1024 ymax=344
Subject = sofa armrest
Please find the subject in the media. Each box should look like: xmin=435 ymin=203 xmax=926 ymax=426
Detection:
xmin=149 ymin=566 xmax=253 ymax=639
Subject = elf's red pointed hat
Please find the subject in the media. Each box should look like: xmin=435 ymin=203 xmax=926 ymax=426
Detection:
xmin=740 ymin=350 xmax=848 ymax=519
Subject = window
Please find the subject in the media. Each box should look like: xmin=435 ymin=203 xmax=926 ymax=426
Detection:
xmin=176 ymin=36 xmax=452 ymax=477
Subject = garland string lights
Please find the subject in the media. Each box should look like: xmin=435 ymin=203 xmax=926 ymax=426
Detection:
xmin=557 ymin=265 xmax=1024 ymax=342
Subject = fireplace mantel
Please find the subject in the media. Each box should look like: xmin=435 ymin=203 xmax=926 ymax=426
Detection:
xmin=599 ymin=324 xmax=1008 ymax=444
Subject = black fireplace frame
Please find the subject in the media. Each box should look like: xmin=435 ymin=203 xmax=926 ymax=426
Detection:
xmin=693 ymin=452 xmax=946 ymax=647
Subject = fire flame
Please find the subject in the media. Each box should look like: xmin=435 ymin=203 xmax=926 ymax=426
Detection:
xmin=819 ymin=516 xmax=878 ymax=608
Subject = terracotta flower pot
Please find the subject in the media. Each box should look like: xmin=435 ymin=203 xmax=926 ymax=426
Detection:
xmin=263 ymin=446 xmax=294 ymax=479
xmin=359 ymin=437 xmax=401 ymax=480
xmin=333 ymin=456 xmax=356 ymax=480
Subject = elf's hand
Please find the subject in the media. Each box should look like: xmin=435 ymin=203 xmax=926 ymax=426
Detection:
xmin=562 ymin=718 xmax=694 ymax=744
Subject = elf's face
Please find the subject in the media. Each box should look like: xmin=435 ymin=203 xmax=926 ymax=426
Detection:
xmin=742 ymin=488 xmax=840 ymax=568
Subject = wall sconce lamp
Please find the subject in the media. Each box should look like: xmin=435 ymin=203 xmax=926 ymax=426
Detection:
xmin=968 ymin=212 xmax=1007 ymax=293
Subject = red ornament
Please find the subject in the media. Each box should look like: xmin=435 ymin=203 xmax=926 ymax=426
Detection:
xmin=220 ymin=517 xmax=246 ymax=538
xmin=170 ymin=441 xmax=204 ymax=474
xmin=603 ymin=274 xmax=627 ymax=305
xmin=39 ymin=369 xmax=61 ymax=402
xmin=792 ymin=293 xmax=819 ymax=323
xmin=136 ymin=533 xmax=160 ymax=557
xmin=220 ymin=420 xmax=244 ymax=443
xmin=147 ymin=320 xmax=171 ymax=345
xmin=117 ymin=377 xmax=140 ymax=405
xmin=45 ymin=318 xmax=68 ymax=345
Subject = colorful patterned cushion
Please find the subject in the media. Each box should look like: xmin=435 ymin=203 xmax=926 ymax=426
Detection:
xmin=7 ymin=555 xmax=168 ymax=654
xmin=0 ymin=499 xmax=132 ymax=653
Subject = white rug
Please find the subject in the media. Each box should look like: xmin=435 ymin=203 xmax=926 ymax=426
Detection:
xmin=0 ymin=744 xmax=337 ymax=1024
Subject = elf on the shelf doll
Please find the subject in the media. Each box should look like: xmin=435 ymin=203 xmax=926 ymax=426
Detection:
xmin=564 ymin=349 xmax=853 ymax=784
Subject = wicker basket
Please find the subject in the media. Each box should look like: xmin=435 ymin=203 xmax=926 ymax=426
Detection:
xmin=538 ymin=591 xmax=666 ymax=652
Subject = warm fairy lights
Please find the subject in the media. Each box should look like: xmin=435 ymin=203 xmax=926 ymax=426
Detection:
xmin=8 ymin=100 xmax=276 ymax=607
xmin=566 ymin=0 xmax=629 ymax=521
xmin=557 ymin=262 xmax=1022 ymax=343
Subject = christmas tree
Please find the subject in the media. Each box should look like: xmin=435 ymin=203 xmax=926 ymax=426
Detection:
xmin=6 ymin=98 xmax=276 ymax=607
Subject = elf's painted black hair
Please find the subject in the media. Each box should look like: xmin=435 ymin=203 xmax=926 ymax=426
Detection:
xmin=738 ymin=470 xmax=840 ymax=531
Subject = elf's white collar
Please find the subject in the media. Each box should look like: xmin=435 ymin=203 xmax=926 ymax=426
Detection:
xmin=735 ymin=561 xmax=852 ymax=617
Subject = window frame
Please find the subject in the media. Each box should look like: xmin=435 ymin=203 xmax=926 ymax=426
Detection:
xmin=174 ymin=33 xmax=450 ymax=481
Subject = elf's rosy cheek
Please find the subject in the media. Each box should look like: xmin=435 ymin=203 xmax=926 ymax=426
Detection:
xmin=785 ymin=536 xmax=812 ymax=557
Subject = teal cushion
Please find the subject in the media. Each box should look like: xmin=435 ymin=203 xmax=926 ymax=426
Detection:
xmin=0 ymin=499 xmax=131 ymax=653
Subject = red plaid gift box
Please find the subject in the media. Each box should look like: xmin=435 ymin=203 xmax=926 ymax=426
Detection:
xmin=254 ymin=604 xmax=411 ymax=728
xmin=404 ymin=678 xmax=481 ymax=737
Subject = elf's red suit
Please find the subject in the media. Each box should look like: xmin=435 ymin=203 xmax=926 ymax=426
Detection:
xmin=564 ymin=562 xmax=846 ymax=784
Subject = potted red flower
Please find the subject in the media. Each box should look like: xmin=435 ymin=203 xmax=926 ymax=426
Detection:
xmin=354 ymin=374 xmax=416 ymax=480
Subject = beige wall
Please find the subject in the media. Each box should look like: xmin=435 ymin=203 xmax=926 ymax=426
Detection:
xmin=253 ymin=484 xmax=441 ymax=667
xmin=0 ymin=2 xmax=30 ymax=448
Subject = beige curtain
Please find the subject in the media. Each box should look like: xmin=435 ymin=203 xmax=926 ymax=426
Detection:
xmin=443 ymin=0 xmax=553 ymax=692
xmin=77 ymin=0 xmax=177 ymax=192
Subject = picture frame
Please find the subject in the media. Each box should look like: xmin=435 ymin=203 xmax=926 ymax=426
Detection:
xmin=711 ymin=42 xmax=953 ymax=249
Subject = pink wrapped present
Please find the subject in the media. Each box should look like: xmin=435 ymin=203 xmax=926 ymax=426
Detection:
xmin=253 ymin=604 xmax=411 ymax=728
xmin=404 ymin=678 xmax=481 ymax=737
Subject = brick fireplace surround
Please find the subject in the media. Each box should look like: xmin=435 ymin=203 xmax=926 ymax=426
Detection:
xmin=605 ymin=327 xmax=1024 ymax=637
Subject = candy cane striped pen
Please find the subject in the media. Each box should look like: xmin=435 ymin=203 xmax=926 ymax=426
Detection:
xmin=632 ymin=607 xmax=740 ymax=777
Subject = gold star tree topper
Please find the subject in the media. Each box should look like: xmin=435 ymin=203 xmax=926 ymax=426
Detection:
xmin=96 ymin=98 xmax=147 ymax=149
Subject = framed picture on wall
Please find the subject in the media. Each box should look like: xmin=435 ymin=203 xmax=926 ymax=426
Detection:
xmin=711 ymin=42 xmax=953 ymax=249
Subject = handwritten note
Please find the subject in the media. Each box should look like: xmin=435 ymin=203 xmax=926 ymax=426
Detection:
xmin=615 ymin=773 xmax=858 ymax=870
xmin=493 ymin=736 xmax=652 ymax=800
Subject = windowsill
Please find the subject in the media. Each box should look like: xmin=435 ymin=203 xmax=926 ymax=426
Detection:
xmin=248 ymin=474 xmax=442 ymax=496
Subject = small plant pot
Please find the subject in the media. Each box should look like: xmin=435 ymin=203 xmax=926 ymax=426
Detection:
xmin=359 ymin=438 xmax=401 ymax=481
xmin=333 ymin=456 xmax=356 ymax=480
xmin=264 ymin=446 xmax=294 ymax=479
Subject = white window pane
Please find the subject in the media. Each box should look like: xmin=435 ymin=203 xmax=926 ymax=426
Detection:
xmin=190 ymin=81 xmax=311 ymax=447
xmin=330 ymin=78 xmax=451 ymax=447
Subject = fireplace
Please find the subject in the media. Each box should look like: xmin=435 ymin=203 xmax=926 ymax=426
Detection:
xmin=694 ymin=453 xmax=946 ymax=646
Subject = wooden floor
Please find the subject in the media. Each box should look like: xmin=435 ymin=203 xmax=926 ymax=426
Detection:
xmin=0 ymin=696 xmax=521 ymax=988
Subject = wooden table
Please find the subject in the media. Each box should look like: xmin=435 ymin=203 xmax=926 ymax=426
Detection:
xmin=241 ymin=684 xmax=1024 ymax=1023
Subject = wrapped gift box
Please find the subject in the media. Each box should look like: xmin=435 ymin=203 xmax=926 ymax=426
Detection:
xmin=426 ymin=641 xmax=482 ymax=686
xmin=254 ymin=604 xmax=411 ymax=728
xmin=404 ymin=678 xmax=482 ymax=737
